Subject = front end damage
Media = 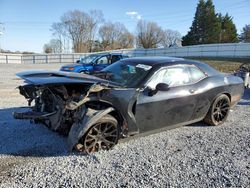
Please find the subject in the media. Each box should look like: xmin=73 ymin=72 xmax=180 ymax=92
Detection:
xmin=13 ymin=82 xmax=127 ymax=152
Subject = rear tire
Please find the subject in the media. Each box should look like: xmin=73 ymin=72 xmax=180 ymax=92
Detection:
xmin=204 ymin=94 xmax=230 ymax=126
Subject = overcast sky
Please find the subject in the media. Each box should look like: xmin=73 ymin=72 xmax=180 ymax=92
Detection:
xmin=0 ymin=0 xmax=249 ymax=53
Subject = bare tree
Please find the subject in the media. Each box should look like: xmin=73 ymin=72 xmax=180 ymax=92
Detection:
xmin=51 ymin=22 xmax=69 ymax=53
xmin=99 ymin=22 xmax=121 ymax=50
xmin=136 ymin=20 xmax=164 ymax=48
xmin=62 ymin=10 xmax=90 ymax=53
xmin=88 ymin=10 xmax=104 ymax=52
xmin=99 ymin=22 xmax=134 ymax=50
xmin=51 ymin=10 xmax=104 ymax=53
xmin=43 ymin=44 xmax=52 ymax=54
xmin=117 ymin=31 xmax=134 ymax=49
xmin=161 ymin=29 xmax=182 ymax=47
xmin=43 ymin=39 xmax=62 ymax=53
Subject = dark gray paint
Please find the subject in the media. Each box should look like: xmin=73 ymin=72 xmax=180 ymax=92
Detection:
xmin=14 ymin=57 xmax=244 ymax=146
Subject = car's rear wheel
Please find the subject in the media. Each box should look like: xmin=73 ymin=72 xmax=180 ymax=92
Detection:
xmin=204 ymin=94 xmax=230 ymax=126
xmin=81 ymin=114 xmax=119 ymax=153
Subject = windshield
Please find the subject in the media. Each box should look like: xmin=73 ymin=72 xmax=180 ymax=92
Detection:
xmin=79 ymin=54 xmax=100 ymax=64
xmin=100 ymin=60 xmax=152 ymax=87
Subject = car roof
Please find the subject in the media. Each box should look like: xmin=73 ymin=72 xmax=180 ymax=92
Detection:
xmin=80 ymin=53 xmax=117 ymax=57
xmin=122 ymin=56 xmax=184 ymax=65
xmin=121 ymin=56 xmax=220 ymax=76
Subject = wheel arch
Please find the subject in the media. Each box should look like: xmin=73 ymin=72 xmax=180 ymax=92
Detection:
xmin=223 ymin=92 xmax=231 ymax=102
xmin=85 ymin=100 xmax=125 ymax=128
xmin=204 ymin=92 xmax=231 ymax=126
xmin=67 ymin=101 xmax=126 ymax=151
xmin=211 ymin=92 xmax=231 ymax=105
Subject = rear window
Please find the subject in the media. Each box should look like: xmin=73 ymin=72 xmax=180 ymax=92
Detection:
xmin=189 ymin=66 xmax=206 ymax=82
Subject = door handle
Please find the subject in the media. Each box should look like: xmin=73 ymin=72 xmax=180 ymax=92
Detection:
xmin=189 ymin=89 xmax=196 ymax=93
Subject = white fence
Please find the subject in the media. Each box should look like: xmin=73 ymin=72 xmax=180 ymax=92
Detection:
xmin=0 ymin=43 xmax=250 ymax=64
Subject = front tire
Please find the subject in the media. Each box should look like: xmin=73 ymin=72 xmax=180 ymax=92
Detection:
xmin=80 ymin=70 xmax=90 ymax=74
xmin=80 ymin=114 xmax=119 ymax=153
xmin=204 ymin=94 xmax=230 ymax=126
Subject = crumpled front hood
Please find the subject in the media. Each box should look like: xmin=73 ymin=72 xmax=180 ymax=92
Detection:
xmin=16 ymin=70 xmax=116 ymax=86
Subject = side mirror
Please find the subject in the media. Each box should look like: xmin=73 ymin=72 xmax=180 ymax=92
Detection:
xmin=156 ymin=83 xmax=169 ymax=91
xmin=76 ymin=60 xmax=80 ymax=64
xmin=147 ymin=83 xmax=169 ymax=96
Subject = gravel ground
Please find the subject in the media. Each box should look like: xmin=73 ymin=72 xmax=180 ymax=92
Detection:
xmin=0 ymin=63 xmax=249 ymax=187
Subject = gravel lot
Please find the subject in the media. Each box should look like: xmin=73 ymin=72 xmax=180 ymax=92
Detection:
xmin=0 ymin=63 xmax=249 ymax=187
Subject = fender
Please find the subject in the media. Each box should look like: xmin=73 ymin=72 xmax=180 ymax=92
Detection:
xmin=67 ymin=107 xmax=115 ymax=151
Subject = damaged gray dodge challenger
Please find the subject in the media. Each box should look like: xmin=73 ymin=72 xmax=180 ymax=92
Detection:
xmin=13 ymin=57 xmax=244 ymax=153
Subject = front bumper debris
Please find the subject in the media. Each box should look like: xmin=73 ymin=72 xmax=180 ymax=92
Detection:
xmin=13 ymin=110 xmax=57 ymax=120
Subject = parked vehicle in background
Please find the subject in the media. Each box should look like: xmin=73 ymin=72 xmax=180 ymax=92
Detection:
xmin=13 ymin=57 xmax=244 ymax=153
xmin=234 ymin=63 xmax=250 ymax=88
xmin=60 ymin=53 xmax=129 ymax=74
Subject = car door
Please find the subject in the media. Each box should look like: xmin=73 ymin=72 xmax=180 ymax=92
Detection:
xmin=93 ymin=55 xmax=109 ymax=72
xmin=186 ymin=65 xmax=210 ymax=120
xmin=135 ymin=65 xmax=198 ymax=133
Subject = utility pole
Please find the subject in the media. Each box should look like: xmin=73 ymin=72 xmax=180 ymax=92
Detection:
xmin=0 ymin=23 xmax=5 ymax=53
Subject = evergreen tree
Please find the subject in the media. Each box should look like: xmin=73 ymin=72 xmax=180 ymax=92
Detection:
xmin=182 ymin=0 xmax=206 ymax=45
xmin=240 ymin=24 xmax=250 ymax=42
xmin=219 ymin=13 xmax=238 ymax=43
xmin=182 ymin=0 xmax=237 ymax=45
xmin=202 ymin=0 xmax=221 ymax=44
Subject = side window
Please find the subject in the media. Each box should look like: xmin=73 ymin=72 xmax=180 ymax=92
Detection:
xmin=97 ymin=56 xmax=108 ymax=64
xmin=111 ymin=55 xmax=121 ymax=63
xmin=147 ymin=66 xmax=191 ymax=89
xmin=189 ymin=66 xmax=206 ymax=82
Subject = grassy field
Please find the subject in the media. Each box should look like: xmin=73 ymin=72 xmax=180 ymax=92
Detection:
xmin=187 ymin=57 xmax=250 ymax=73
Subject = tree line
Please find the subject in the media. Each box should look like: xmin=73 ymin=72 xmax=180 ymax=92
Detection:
xmin=43 ymin=10 xmax=182 ymax=53
xmin=44 ymin=0 xmax=250 ymax=53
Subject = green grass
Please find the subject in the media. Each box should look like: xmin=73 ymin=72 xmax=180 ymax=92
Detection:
xmin=186 ymin=57 xmax=250 ymax=73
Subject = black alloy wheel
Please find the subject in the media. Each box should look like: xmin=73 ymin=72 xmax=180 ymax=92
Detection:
xmin=82 ymin=115 xmax=119 ymax=153
xmin=204 ymin=94 xmax=230 ymax=126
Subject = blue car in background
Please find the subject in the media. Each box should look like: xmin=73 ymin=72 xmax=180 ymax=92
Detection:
xmin=60 ymin=53 xmax=129 ymax=74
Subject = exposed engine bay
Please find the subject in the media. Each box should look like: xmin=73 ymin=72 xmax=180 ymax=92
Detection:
xmin=13 ymin=83 xmax=127 ymax=151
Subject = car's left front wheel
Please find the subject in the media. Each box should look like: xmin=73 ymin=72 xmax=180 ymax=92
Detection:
xmin=80 ymin=114 xmax=119 ymax=153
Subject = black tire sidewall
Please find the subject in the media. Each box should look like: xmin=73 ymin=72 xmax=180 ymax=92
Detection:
xmin=210 ymin=94 xmax=230 ymax=126
xmin=82 ymin=114 xmax=119 ymax=152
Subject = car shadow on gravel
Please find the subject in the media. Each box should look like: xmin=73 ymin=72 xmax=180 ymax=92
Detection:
xmin=185 ymin=121 xmax=210 ymax=128
xmin=1 ymin=89 xmax=250 ymax=158
xmin=0 ymin=107 xmax=69 ymax=157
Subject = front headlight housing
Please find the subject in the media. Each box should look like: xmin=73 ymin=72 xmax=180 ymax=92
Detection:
xmin=62 ymin=67 xmax=75 ymax=71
